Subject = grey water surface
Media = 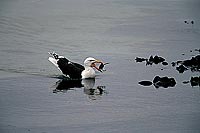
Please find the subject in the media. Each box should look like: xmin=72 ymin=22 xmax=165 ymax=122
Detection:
xmin=0 ymin=0 xmax=200 ymax=132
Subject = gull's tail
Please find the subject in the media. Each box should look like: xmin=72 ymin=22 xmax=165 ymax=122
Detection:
xmin=48 ymin=51 xmax=61 ymax=69
xmin=48 ymin=51 xmax=59 ymax=59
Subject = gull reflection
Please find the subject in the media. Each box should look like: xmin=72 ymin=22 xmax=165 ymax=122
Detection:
xmin=52 ymin=78 xmax=107 ymax=100
xmin=82 ymin=79 xmax=106 ymax=100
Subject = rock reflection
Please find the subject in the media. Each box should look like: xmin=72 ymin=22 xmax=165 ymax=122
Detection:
xmin=52 ymin=78 xmax=107 ymax=100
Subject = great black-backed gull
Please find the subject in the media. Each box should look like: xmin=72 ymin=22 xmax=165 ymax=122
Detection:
xmin=48 ymin=52 xmax=104 ymax=79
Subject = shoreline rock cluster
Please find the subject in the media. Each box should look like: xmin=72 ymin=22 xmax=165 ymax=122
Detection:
xmin=136 ymin=52 xmax=200 ymax=88
xmin=172 ymin=55 xmax=200 ymax=73
xmin=135 ymin=55 xmax=168 ymax=66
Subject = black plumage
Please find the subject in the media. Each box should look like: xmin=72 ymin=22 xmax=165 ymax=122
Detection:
xmin=57 ymin=58 xmax=84 ymax=79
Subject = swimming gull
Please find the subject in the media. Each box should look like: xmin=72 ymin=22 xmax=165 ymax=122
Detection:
xmin=48 ymin=52 xmax=104 ymax=79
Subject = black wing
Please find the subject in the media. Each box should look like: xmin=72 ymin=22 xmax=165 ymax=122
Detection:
xmin=57 ymin=58 xmax=85 ymax=79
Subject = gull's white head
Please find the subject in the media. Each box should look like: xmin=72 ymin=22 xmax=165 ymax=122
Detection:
xmin=84 ymin=57 xmax=97 ymax=67
xmin=81 ymin=57 xmax=103 ymax=79
xmin=84 ymin=57 xmax=102 ymax=70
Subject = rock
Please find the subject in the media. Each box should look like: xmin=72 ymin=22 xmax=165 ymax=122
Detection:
xmin=176 ymin=65 xmax=188 ymax=73
xmin=138 ymin=81 xmax=152 ymax=86
xmin=138 ymin=76 xmax=176 ymax=88
xmin=183 ymin=55 xmax=200 ymax=66
xmin=146 ymin=55 xmax=166 ymax=65
xmin=135 ymin=55 xmax=167 ymax=66
xmin=162 ymin=61 xmax=168 ymax=65
xmin=190 ymin=76 xmax=200 ymax=87
xmin=153 ymin=76 xmax=161 ymax=84
xmin=154 ymin=55 xmax=165 ymax=64
xmin=183 ymin=81 xmax=190 ymax=84
xmin=194 ymin=49 xmax=200 ymax=52
xmin=175 ymin=55 xmax=200 ymax=73
xmin=135 ymin=57 xmax=147 ymax=62
xmin=184 ymin=20 xmax=189 ymax=24
xmin=153 ymin=76 xmax=176 ymax=88
xmin=171 ymin=62 xmax=176 ymax=67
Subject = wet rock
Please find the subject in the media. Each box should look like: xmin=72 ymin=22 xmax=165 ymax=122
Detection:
xmin=184 ymin=55 xmax=200 ymax=66
xmin=162 ymin=61 xmax=168 ymax=66
xmin=184 ymin=20 xmax=189 ymax=24
xmin=176 ymin=65 xmax=188 ymax=73
xmin=138 ymin=76 xmax=176 ymax=88
xmin=136 ymin=52 xmax=199 ymax=88
xmin=194 ymin=49 xmax=200 ymax=52
xmin=135 ymin=55 xmax=167 ymax=66
xmin=135 ymin=57 xmax=147 ymax=62
xmin=175 ymin=55 xmax=200 ymax=73
xmin=153 ymin=76 xmax=176 ymax=88
xmin=190 ymin=76 xmax=200 ymax=87
xmin=138 ymin=81 xmax=152 ymax=86
xmin=184 ymin=20 xmax=194 ymax=25
xmin=146 ymin=55 xmax=166 ymax=65
xmin=182 ymin=81 xmax=190 ymax=84
xmin=171 ymin=62 xmax=176 ymax=67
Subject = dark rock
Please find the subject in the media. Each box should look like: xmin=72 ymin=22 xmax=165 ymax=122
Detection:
xmin=146 ymin=55 xmax=166 ymax=65
xmin=176 ymin=65 xmax=188 ymax=73
xmin=176 ymin=61 xmax=183 ymax=65
xmin=149 ymin=55 xmax=154 ymax=62
xmin=162 ymin=61 xmax=168 ymax=65
xmin=135 ymin=57 xmax=147 ymax=62
xmin=184 ymin=20 xmax=189 ymax=24
xmin=154 ymin=55 xmax=165 ymax=64
xmin=195 ymin=49 xmax=200 ymax=52
xmin=136 ymin=55 xmax=166 ymax=66
xmin=146 ymin=60 xmax=153 ymax=65
xmin=184 ymin=55 xmax=200 ymax=67
xmin=171 ymin=62 xmax=176 ymax=67
xmin=183 ymin=81 xmax=190 ymax=84
xmin=153 ymin=76 xmax=176 ymax=88
xmin=175 ymin=55 xmax=200 ymax=72
xmin=138 ymin=81 xmax=152 ymax=86
xmin=190 ymin=76 xmax=200 ymax=87
xmin=153 ymin=76 xmax=161 ymax=84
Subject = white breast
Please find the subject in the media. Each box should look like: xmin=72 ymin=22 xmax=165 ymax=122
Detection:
xmin=81 ymin=67 xmax=95 ymax=79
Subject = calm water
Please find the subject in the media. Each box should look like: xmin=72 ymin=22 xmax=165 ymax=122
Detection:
xmin=0 ymin=0 xmax=200 ymax=132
